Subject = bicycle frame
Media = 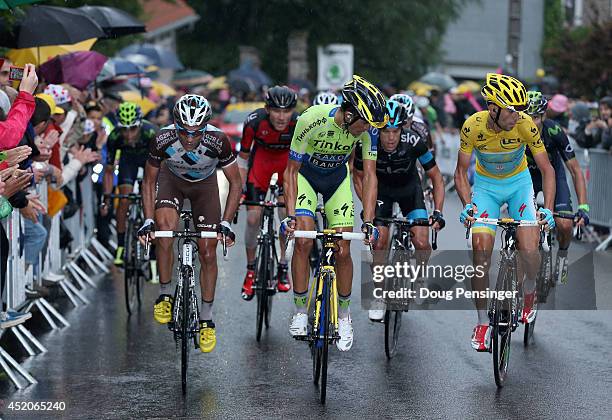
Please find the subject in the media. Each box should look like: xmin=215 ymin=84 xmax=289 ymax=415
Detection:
xmin=308 ymin=234 xmax=339 ymax=341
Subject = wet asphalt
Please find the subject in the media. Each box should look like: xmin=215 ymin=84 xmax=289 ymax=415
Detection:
xmin=1 ymin=180 xmax=611 ymax=419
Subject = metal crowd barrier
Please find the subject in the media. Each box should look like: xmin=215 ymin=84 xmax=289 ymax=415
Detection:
xmin=1 ymin=167 xmax=113 ymax=389
xmin=434 ymin=132 xmax=612 ymax=250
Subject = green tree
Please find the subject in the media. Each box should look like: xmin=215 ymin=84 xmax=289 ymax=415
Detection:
xmin=179 ymin=0 xmax=471 ymax=86
xmin=546 ymin=20 xmax=611 ymax=99
xmin=541 ymin=0 xmax=565 ymax=67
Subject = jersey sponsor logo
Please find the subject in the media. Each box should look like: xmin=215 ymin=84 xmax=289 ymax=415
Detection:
xmin=565 ymin=144 xmax=574 ymax=154
xmin=477 ymin=132 xmax=485 ymax=141
xmin=400 ymin=131 xmax=420 ymax=146
xmin=247 ymin=112 xmax=258 ymax=122
xmin=203 ymin=133 xmax=223 ymax=149
xmin=327 ymin=130 xmax=335 ymax=137
xmin=462 ymin=126 xmax=470 ymax=134
xmin=296 ymin=117 xmax=327 ymax=142
xmin=312 ymin=139 xmax=351 ymax=151
xmin=547 ymin=125 xmax=562 ymax=136
xmin=476 ymin=144 xmax=488 ymax=151
xmin=519 ymin=203 xmax=527 ymax=217
xmin=309 ymin=153 xmax=345 ymax=169
xmin=500 ymin=138 xmax=520 ymax=149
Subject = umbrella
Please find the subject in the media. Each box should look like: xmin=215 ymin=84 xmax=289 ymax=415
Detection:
xmin=172 ymin=69 xmax=213 ymax=87
xmin=206 ymin=76 xmax=228 ymax=90
xmin=151 ymin=81 xmax=176 ymax=97
xmin=228 ymin=61 xmax=271 ymax=90
xmin=0 ymin=0 xmax=42 ymax=11
xmin=419 ymin=72 xmax=457 ymax=91
xmin=119 ymin=91 xmax=156 ymax=115
xmin=97 ymin=58 xmax=144 ymax=82
xmin=122 ymin=53 xmax=155 ymax=68
xmin=12 ymin=5 xmax=105 ymax=48
xmin=78 ymin=5 xmax=145 ymax=38
xmin=7 ymin=38 xmax=97 ymax=66
xmin=408 ymin=81 xmax=437 ymax=95
xmin=455 ymin=80 xmax=481 ymax=94
xmin=119 ymin=43 xmax=183 ymax=70
xmin=40 ymin=51 xmax=107 ymax=90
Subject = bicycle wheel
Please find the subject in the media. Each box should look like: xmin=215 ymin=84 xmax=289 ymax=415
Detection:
xmin=384 ymin=310 xmax=402 ymax=359
xmin=135 ymin=240 xmax=145 ymax=306
xmin=492 ymin=264 xmax=514 ymax=388
xmin=311 ymin=273 xmax=322 ymax=385
xmin=320 ymin=273 xmax=331 ymax=404
xmin=124 ymin=223 xmax=137 ymax=314
xmin=255 ymin=241 xmax=269 ymax=342
xmin=264 ymin=255 xmax=274 ymax=329
xmin=181 ymin=268 xmax=191 ymax=395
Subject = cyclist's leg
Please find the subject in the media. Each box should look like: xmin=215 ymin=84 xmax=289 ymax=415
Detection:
xmin=400 ymin=182 xmax=431 ymax=259
xmin=114 ymin=154 xmax=138 ymax=263
xmin=470 ymin=174 xmax=502 ymax=329
xmin=553 ymin=174 xmax=574 ymax=252
xmin=372 ymin=195 xmax=393 ymax=263
xmin=293 ymin=173 xmax=317 ymax=297
xmin=324 ymin=172 xmax=354 ymax=322
xmin=508 ymin=171 xmax=539 ymax=321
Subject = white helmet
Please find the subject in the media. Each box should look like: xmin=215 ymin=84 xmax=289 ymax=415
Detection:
xmin=389 ymin=93 xmax=415 ymax=119
xmin=414 ymin=96 xmax=430 ymax=109
xmin=173 ymin=94 xmax=212 ymax=127
xmin=313 ymin=91 xmax=339 ymax=105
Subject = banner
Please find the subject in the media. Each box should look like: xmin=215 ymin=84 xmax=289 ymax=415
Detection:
xmin=316 ymin=44 xmax=353 ymax=91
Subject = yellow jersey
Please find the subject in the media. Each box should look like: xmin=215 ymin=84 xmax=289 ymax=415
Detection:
xmin=459 ymin=111 xmax=545 ymax=179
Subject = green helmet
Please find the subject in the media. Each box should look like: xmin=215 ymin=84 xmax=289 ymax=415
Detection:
xmin=116 ymin=102 xmax=142 ymax=127
xmin=526 ymin=90 xmax=548 ymax=116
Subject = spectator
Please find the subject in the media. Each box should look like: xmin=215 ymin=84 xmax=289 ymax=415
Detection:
xmin=547 ymin=94 xmax=570 ymax=129
xmin=0 ymin=64 xmax=38 ymax=150
xmin=590 ymin=97 xmax=612 ymax=151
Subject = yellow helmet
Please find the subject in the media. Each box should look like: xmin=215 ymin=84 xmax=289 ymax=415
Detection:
xmin=481 ymin=73 xmax=528 ymax=111
xmin=341 ymin=75 xmax=389 ymax=128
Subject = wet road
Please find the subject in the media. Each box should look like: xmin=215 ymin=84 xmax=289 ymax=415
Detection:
xmin=2 ymin=185 xmax=612 ymax=419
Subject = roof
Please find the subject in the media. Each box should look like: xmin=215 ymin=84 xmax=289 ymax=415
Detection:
xmin=141 ymin=0 xmax=200 ymax=36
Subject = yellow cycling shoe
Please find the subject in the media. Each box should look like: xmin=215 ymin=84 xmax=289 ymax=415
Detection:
xmin=153 ymin=294 xmax=173 ymax=324
xmin=199 ymin=321 xmax=216 ymax=353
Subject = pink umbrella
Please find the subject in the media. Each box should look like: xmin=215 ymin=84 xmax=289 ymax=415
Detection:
xmin=40 ymin=50 xmax=107 ymax=90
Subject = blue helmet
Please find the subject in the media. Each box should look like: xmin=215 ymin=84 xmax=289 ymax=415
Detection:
xmin=389 ymin=93 xmax=415 ymax=118
xmin=385 ymin=100 xmax=409 ymax=128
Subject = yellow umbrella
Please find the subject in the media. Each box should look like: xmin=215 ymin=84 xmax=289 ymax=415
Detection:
xmin=7 ymin=38 xmax=98 ymax=67
xmin=408 ymin=81 xmax=437 ymax=94
xmin=119 ymin=91 xmax=156 ymax=115
xmin=456 ymin=80 xmax=481 ymax=94
xmin=151 ymin=81 xmax=176 ymax=97
xmin=206 ymin=76 xmax=228 ymax=90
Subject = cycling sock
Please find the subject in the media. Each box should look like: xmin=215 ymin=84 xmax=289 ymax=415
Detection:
xmin=149 ymin=260 xmax=158 ymax=283
xmin=477 ymin=309 xmax=488 ymax=325
xmin=338 ymin=293 xmax=351 ymax=319
xmin=200 ymin=298 xmax=213 ymax=321
xmin=294 ymin=290 xmax=308 ymax=314
xmin=160 ymin=281 xmax=172 ymax=296
xmin=117 ymin=233 xmax=125 ymax=248
xmin=247 ymin=260 xmax=256 ymax=271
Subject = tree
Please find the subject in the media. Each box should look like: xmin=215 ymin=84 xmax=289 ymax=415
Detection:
xmin=179 ymin=0 xmax=472 ymax=86
xmin=546 ymin=20 xmax=611 ymax=99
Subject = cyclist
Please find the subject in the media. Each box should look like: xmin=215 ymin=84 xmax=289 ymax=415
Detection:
xmin=102 ymin=102 xmax=158 ymax=273
xmin=353 ymin=100 xmax=446 ymax=321
xmin=283 ymin=74 xmax=388 ymax=351
xmin=312 ymin=91 xmax=339 ymax=106
xmin=390 ymin=93 xmax=434 ymax=153
xmin=454 ymin=73 xmax=556 ymax=352
xmin=238 ymin=86 xmax=298 ymax=300
xmin=139 ymin=94 xmax=241 ymax=353
xmin=525 ymin=91 xmax=589 ymax=283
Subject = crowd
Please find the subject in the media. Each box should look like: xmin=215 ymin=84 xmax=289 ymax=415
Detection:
xmin=1 ymin=49 xmax=610 ymax=328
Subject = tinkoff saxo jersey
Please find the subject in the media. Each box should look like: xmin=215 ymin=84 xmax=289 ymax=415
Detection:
xmin=459 ymin=111 xmax=545 ymax=179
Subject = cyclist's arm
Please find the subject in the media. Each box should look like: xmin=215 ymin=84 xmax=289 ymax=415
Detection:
xmin=361 ymin=160 xmax=377 ymax=222
xmin=283 ymin=159 xmax=301 ymax=217
xmin=533 ymin=151 xmax=556 ymax=211
xmin=426 ymin=165 xmax=445 ymax=212
xmin=454 ymin=151 xmax=472 ymax=206
xmin=565 ymin=158 xmax=588 ymax=206
xmin=221 ymin=162 xmax=242 ymax=222
xmin=142 ymin=161 xmax=158 ymax=220
xmin=237 ymin=150 xmax=249 ymax=187
xmin=352 ymin=167 xmax=364 ymax=202
xmin=238 ymin=115 xmax=256 ymax=185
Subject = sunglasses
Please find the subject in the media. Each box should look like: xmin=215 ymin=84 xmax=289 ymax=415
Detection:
xmin=119 ymin=124 xmax=140 ymax=132
xmin=176 ymin=124 xmax=206 ymax=137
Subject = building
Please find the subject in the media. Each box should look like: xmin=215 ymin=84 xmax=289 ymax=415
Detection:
xmin=439 ymin=0 xmax=545 ymax=80
xmin=140 ymin=0 xmax=200 ymax=53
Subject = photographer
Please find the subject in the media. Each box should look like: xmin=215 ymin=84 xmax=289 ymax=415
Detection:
xmin=0 ymin=63 xmax=38 ymax=150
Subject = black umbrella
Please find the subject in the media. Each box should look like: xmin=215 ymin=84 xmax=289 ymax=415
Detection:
xmin=78 ymin=5 xmax=145 ymax=39
xmin=119 ymin=43 xmax=183 ymax=70
xmin=13 ymin=5 xmax=105 ymax=48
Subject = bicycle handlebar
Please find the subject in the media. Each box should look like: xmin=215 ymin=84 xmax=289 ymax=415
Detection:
xmin=242 ymin=200 xmax=285 ymax=208
xmin=104 ymin=193 xmax=141 ymax=200
xmin=553 ymin=212 xmax=583 ymax=240
xmin=293 ymin=230 xmax=365 ymax=240
xmin=153 ymin=231 xmax=217 ymax=238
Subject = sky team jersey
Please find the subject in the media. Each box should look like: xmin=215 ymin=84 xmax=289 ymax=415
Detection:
xmin=148 ymin=124 xmax=235 ymax=182
xmin=288 ymin=104 xmax=376 ymax=175
xmin=459 ymin=110 xmax=545 ymax=179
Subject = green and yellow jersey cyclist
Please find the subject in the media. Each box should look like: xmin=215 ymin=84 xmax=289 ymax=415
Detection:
xmin=282 ymin=75 xmax=389 ymax=351
xmin=454 ymin=73 xmax=556 ymax=352
xmin=525 ymin=91 xmax=589 ymax=284
xmin=101 ymin=102 xmax=158 ymax=268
